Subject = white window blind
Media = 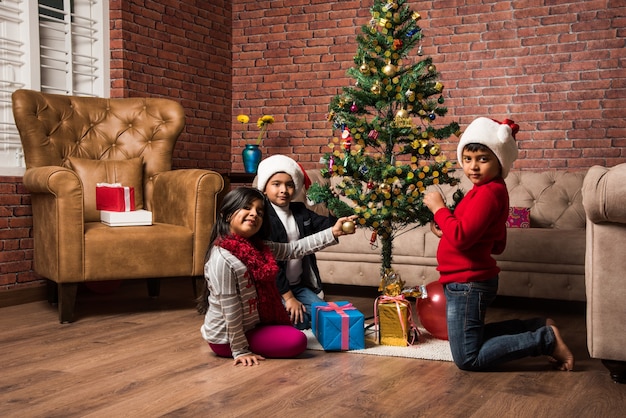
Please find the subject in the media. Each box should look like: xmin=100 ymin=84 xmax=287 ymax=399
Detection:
xmin=0 ymin=0 xmax=109 ymax=171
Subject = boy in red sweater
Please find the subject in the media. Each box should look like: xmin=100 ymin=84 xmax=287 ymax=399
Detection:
xmin=424 ymin=117 xmax=574 ymax=371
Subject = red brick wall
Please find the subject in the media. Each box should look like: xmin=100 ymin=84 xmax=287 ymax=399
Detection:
xmin=0 ymin=177 xmax=36 ymax=289
xmin=231 ymin=0 xmax=626 ymax=171
xmin=231 ymin=0 xmax=372 ymax=169
xmin=109 ymin=0 xmax=233 ymax=173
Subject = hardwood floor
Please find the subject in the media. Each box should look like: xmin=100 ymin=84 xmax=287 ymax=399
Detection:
xmin=1 ymin=279 xmax=624 ymax=418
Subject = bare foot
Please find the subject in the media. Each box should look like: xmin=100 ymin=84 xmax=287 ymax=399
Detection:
xmin=545 ymin=319 xmax=559 ymax=365
xmin=549 ymin=325 xmax=574 ymax=371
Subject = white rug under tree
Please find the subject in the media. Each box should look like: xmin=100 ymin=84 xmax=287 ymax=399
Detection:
xmin=304 ymin=324 xmax=453 ymax=362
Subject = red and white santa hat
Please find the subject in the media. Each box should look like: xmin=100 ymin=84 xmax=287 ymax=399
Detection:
xmin=256 ymin=154 xmax=311 ymax=195
xmin=457 ymin=117 xmax=520 ymax=179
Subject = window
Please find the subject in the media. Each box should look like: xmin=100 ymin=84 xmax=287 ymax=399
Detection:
xmin=0 ymin=0 xmax=109 ymax=172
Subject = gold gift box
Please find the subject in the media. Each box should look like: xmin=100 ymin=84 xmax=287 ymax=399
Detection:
xmin=377 ymin=301 xmax=410 ymax=346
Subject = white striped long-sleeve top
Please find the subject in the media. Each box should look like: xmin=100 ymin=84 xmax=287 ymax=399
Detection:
xmin=200 ymin=228 xmax=338 ymax=359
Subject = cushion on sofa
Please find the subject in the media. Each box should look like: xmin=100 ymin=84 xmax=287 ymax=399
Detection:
xmin=68 ymin=156 xmax=144 ymax=222
xmin=498 ymin=228 xmax=585 ymax=265
xmin=506 ymin=207 xmax=530 ymax=228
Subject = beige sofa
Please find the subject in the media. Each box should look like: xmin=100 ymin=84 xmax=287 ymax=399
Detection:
xmin=301 ymin=169 xmax=587 ymax=301
xmin=582 ymin=163 xmax=626 ymax=383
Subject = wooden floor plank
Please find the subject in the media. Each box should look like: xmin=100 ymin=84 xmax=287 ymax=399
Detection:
xmin=1 ymin=279 xmax=625 ymax=418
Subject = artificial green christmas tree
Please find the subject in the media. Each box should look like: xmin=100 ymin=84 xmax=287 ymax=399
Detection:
xmin=307 ymin=0 xmax=462 ymax=290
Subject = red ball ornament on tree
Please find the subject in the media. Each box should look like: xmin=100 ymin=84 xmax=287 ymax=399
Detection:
xmin=417 ymin=281 xmax=448 ymax=340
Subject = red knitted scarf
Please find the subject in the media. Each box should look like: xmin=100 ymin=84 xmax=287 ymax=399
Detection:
xmin=215 ymin=234 xmax=290 ymax=325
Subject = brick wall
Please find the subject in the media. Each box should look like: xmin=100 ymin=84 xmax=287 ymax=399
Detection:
xmin=0 ymin=177 xmax=36 ymax=290
xmin=231 ymin=0 xmax=626 ymax=171
xmin=109 ymin=0 xmax=233 ymax=173
xmin=2 ymin=0 xmax=625 ymax=295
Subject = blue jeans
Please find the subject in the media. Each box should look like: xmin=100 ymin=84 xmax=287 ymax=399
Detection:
xmin=288 ymin=285 xmax=325 ymax=330
xmin=444 ymin=277 xmax=557 ymax=371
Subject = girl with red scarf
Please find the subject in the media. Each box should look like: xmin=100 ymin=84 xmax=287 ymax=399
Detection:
xmin=198 ymin=187 xmax=355 ymax=366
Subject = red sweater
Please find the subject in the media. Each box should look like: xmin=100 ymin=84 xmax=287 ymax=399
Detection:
xmin=433 ymin=177 xmax=509 ymax=284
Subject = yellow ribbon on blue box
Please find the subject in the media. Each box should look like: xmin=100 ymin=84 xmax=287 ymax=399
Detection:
xmin=311 ymin=301 xmax=365 ymax=351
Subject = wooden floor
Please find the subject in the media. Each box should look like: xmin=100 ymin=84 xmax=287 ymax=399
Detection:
xmin=1 ymin=279 xmax=625 ymax=418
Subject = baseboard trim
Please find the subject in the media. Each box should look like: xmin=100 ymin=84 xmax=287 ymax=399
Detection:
xmin=0 ymin=285 xmax=47 ymax=308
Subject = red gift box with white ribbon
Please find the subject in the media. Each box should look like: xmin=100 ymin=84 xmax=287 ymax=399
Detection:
xmin=96 ymin=183 xmax=135 ymax=212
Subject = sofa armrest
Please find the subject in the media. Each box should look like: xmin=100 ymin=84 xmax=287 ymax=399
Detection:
xmin=23 ymin=166 xmax=85 ymax=281
xmin=152 ymin=169 xmax=224 ymax=276
xmin=582 ymin=163 xmax=626 ymax=224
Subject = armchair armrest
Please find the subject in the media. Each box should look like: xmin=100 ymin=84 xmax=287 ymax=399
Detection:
xmin=152 ymin=169 xmax=224 ymax=275
xmin=582 ymin=163 xmax=626 ymax=224
xmin=23 ymin=166 xmax=85 ymax=281
xmin=23 ymin=165 xmax=82 ymax=195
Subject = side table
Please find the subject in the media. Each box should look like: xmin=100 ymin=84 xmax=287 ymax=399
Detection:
xmin=224 ymin=172 xmax=256 ymax=186
xmin=217 ymin=172 xmax=257 ymax=207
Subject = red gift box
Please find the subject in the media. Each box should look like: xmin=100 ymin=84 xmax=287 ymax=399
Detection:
xmin=96 ymin=183 xmax=135 ymax=212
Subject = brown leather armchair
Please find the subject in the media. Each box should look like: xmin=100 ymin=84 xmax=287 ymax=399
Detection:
xmin=12 ymin=89 xmax=224 ymax=323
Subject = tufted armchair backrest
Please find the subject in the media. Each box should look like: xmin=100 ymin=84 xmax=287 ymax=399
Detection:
xmin=12 ymin=89 xmax=185 ymax=210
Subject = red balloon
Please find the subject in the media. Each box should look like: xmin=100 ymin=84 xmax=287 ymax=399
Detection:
xmin=417 ymin=281 xmax=448 ymax=340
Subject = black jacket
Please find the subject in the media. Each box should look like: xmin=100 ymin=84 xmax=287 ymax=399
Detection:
xmin=266 ymin=201 xmax=336 ymax=295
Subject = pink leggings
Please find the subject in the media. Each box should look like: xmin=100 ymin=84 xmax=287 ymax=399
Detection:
xmin=209 ymin=325 xmax=307 ymax=359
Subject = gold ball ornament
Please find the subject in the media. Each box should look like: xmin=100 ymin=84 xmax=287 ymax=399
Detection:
xmin=382 ymin=63 xmax=397 ymax=77
xmin=341 ymin=221 xmax=356 ymax=234
xmin=395 ymin=108 xmax=409 ymax=119
xmin=360 ymin=63 xmax=370 ymax=75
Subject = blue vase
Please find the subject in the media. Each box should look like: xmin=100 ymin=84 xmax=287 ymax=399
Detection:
xmin=242 ymin=144 xmax=262 ymax=174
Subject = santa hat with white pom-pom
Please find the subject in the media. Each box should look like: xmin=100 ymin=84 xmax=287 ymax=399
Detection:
xmin=457 ymin=117 xmax=520 ymax=179
xmin=256 ymin=154 xmax=311 ymax=196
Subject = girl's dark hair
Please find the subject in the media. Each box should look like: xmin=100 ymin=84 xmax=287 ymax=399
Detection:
xmin=196 ymin=187 xmax=271 ymax=314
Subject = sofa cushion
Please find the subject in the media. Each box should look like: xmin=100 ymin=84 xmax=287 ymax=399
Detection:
xmin=497 ymin=228 xmax=585 ymax=266
xmin=68 ymin=156 xmax=144 ymax=222
xmin=506 ymin=207 xmax=530 ymax=228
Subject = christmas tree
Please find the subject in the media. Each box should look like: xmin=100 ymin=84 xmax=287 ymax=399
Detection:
xmin=307 ymin=0 xmax=462 ymax=290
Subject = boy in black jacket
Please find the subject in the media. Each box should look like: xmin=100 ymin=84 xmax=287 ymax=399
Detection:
xmin=256 ymin=155 xmax=336 ymax=329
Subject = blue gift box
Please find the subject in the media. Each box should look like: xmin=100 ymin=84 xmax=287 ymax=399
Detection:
xmin=311 ymin=301 xmax=365 ymax=351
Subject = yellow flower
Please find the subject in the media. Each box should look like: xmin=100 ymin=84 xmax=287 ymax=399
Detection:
xmin=237 ymin=114 xmax=274 ymax=145
xmin=257 ymin=115 xmax=275 ymax=129
xmin=256 ymin=115 xmax=274 ymax=144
